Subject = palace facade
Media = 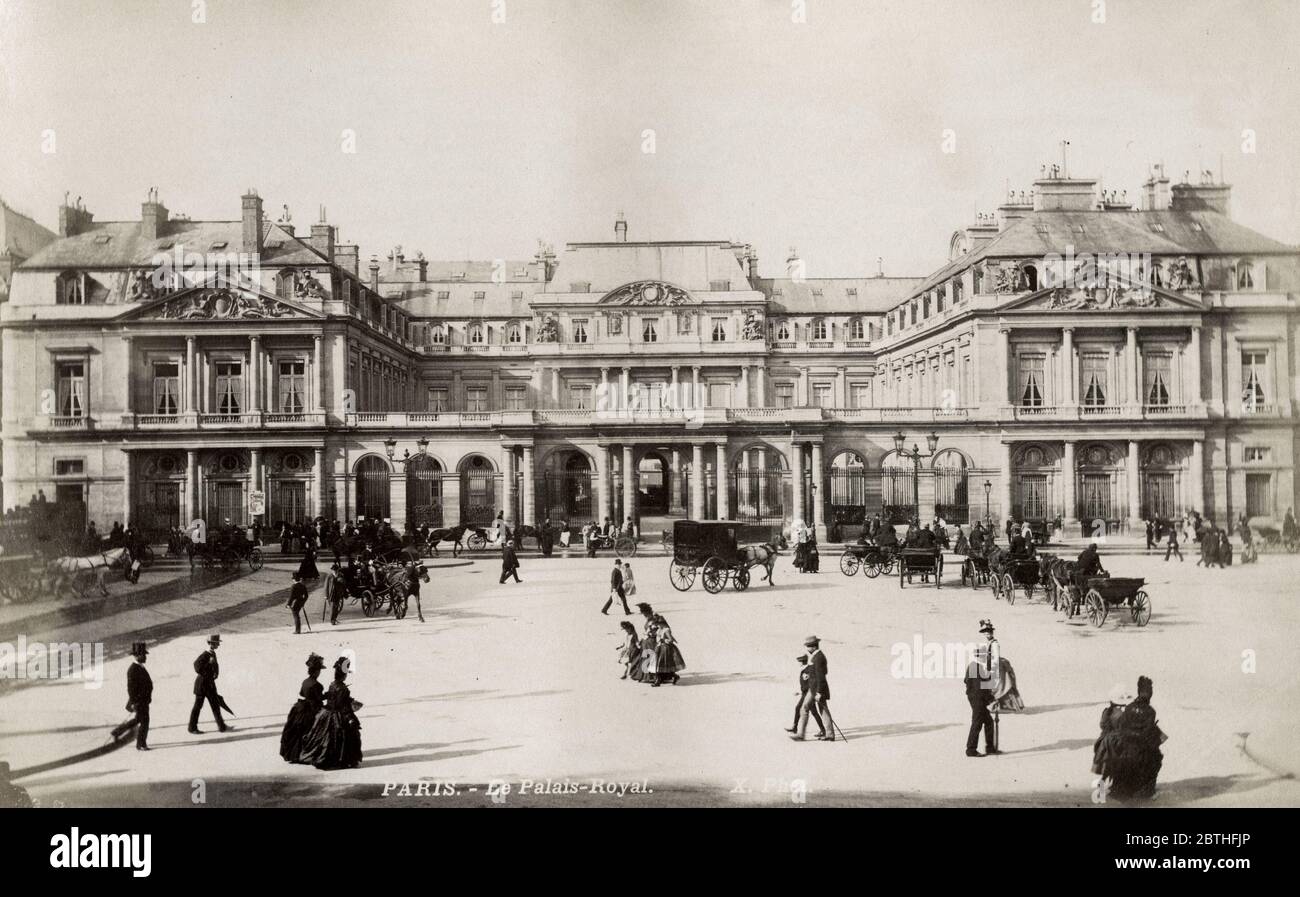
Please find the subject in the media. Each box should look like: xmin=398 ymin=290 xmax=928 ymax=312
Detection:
xmin=3 ymin=165 xmax=1297 ymax=541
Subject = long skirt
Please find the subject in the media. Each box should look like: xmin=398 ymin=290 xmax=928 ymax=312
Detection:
xmin=298 ymin=710 xmax=362 ymax=770
xmin=625 ymin=644 xmax=646 ymax=682
xmin=655 ymin=642 xmax=686 ymax=675
xmin=642 ymin=636 xmax=659 ymax=678
xmin=279 ymin=700 xmax=320 ymax=763
xmin=298 ymin=553 xmax=319 ymax=580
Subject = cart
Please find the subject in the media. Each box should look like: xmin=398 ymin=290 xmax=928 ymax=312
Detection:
xmin=838 ymin=542 xmax=898 ymax=578
xmin=992 ymin=555 xmax=1041 ymax=604
xmin=897 ymin=547 xmax=942 ymax=589
xmin=1064 ymin=574 xmax=1151 ymax=628
xmin=668 ymin=520 xmax=768 ymax=593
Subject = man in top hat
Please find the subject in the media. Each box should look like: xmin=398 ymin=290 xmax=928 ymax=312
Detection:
xmin=791 ymin=636 xmax=835 ymax=741
xmin=785 ymin=653 xmax=825 ymax=738
xmin=287 ymin=570 xmax=310 ymax=633
xmin=189 ymin=634 xmax=230 ymax=734
xmin=964 ymin=620 xmax=1002 ymax=757
xmin=500 ymin=538 xmax=522 ymax=584
xmin=111 ymin=641 xmax=154 ymax=750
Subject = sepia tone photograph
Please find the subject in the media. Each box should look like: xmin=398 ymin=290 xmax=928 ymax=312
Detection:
xmin=0 ymin=0 xmax=1297 ymax=829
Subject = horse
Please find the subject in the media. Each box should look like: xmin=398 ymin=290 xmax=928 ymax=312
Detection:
xmin=1038 ymin=554 xmax=1076 ymax=611
xmin=371 ymin=561 xmax=430 ymax=621
xmin=47 ymin=547 xmax=131 ymax=598
xmin=423 ymin=523 xmax=490 ymax=557
xmin=741 ymin=542 xmax=780 ymax=586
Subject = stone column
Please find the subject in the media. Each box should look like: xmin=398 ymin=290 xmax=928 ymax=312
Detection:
xmin=716 ymin=443 xmax=729 ymax=520
xmin=501 ymin=446 xmax=516 ymax=525
xmin=836 ymin=367 xmax=847 ymax=409
xmin=1126 ymin=327 xmax=1139 ymax=408
xmin=997 ymin=328 xmax=1010 ymax=406
xmin=185 ymin=336 xmax=197 ymax=413
xmin=621 ymin=367 xmax=632 ymax=414
xmin=531 ymin=364 xmax=542 ymax=409
xmin=690 ymin=444 xmax=705 ymax=519
xmin=799 ymin=367 xmax=809 ymax=406
xmin=670 ymin=447 xmax=683 ymax=512
xmin=692 ymin=366 xmax=701 ymax=409
xmin=810 ymin=442 xmax=825 ymax=537
xmin=669 ymin=366 xmax=680 ymax=414
xmin=250 ymin=448 xmax=261 ymax=493
xmin=792 ymin=442 xmax=805 ymax=524
xmin=249 ymin=336 xmax=261 ymax=412
xmin=622 ymin=444 xmax=636 ymax=532
xmin=739 ymin=366 xmax=750 ymax=408
xmin=1189 ymin=439 xmax=1205 ymax=515
xmin=186 ymin=449 xmax=199 ymax=522
xmin=1062 ymin=441 xmax=1077 ymax=527
xmin=1189 ymin=326 xmax=1203 ymax=404
xmin=521 ymin=445 xmax=536 ymax=526
xmin=550 ymin=367 xmax=560 ymax=407
xmin=597 ymin=445 xmax=612 ymax=524
xmin=313 ymin=448 xmax=324 ymax=519
xmin=1062 ymin=327 xmax=1075 ymax=406
xmin=756 ymin=365 xmax=767 ymax=406
xmin=1000 ymin=441 xmax=1013 ymax=526
xmin=1127 ymin=440 xmax=1142 ymax=526
xmin=123 ymin=336 xmax=135 ymax=416
xmin=121 ymin=450 xmax=132 ymax=526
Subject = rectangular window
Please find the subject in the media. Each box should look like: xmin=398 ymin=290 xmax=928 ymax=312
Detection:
xmin=641 ymin=319 xmax=658 ymax=342
xmin=1246 ymin=473 xmax=1272 ymax=518
xmin=570 ymin=385 xmax=592 ymax=409
xmin=812 ymin=383 xmax=832 ymax=408
xmin=572 ymin=320 xmax=588 ymax=343
xmin=1081 ymin=354 xmax=1108 ymax=407
xmin=465 ymin=386 xmax=488 ymax=412
xmin=152 ymin=362 xmax=180 ymax=416
xmin=774 ymin=383 xmax=794 ymax=408
xmin=214 ymin=361 xmax=243 ymax=416
xmin=56 ymin=361 xmax=87 ymax=417
xmin=850 ymin=383 xmax=871 ymax=409
xmin=1244 ymin=447 xmax=1270 ymax=462
xmin=1144 ymin=353 xmax=1171 ymax=406
xmin=55 ymin=458 xmax=85 ymax=476
xmin=505 ymin=386 xmax=526 ymax=411
xmin=277 ymin=360 xmax=306 ymax=414
xmin=1018 ymin=354 xmax=1045 ymax=407
xmin=711 ymin=318 xmax=727 ymax=342
xmin=1020 ymin=474 xmax=1049 ymax=520
xmin=1242 ymin=351 xmax=1268 ymax=410
xmin=428 ymin=387 xmax=449 ymax=412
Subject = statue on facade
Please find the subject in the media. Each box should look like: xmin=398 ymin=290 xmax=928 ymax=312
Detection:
xmin=126 ymin=268 xmax=163 ymax=302
xmin=607 ymin=312 xmax=623 ymax=335
xmin=537 ymin=313 xmax=559 ymax=342
xmin=993 ymin=264 xmax=1018 ymax=294
xmin=741 ymin=308 xmax=764 ymax=340
xmin=293 ymin=269 xmax=327 ymax=300
xmin=1167 ymin=256 xmax=1195 ymax=291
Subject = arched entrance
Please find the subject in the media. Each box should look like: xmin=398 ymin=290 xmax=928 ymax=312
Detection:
xmin=1013 ymin=443 xmax=1056 ymax=524
xmin=1076 ymin=442 xmax=1122 ymax=529
xmin=137 ymin=452 xmax=184 ymax=538
xmin=355 ymin=455 xmax=391 ymax=521
xmin=458 ymin=454 xmax=497 ymax=525
xmin=542 ymin=451 xmax=593 ymax=524
xmin=1140 ymin=443 xmax=1181 ymax=522
xmin=881 ymin=451 xmax=917 ymax=523
xmin=932 ymin=449 xmax=969 ymax=523
xmin=730 ymin=446 xmax=785 ymax=525
xmin=827 ymin=450 xmax=867 ymax=527
xmin=406 ymin=454 xmax=444 ymax=527
xmin=637 ymin=452 xmax=670 ymax=515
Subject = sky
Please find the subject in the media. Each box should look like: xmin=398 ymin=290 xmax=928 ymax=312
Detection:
xmin=1 ymin=0 xmax=1297 ymax=278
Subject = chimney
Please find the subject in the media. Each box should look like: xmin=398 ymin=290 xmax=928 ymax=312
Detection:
xmin=241 ymin=190 xmax=263 ymax=254
xmin=141 ymin=187 xmax=169 ymax=241
xmin=614 ymin=212 xmax=627 ymax=243
xmin=310 ymin=206 xmax=335 ymax=258
xmin=368 ymin=254 xmax=380 ymax=292
xmin=785 ymin=246 xmax=802 ymax=278
xmin=1032 ymin=170 xmax=1098 ymax=211
xmin=389 ymin=246 xmax=403 ymax=276
xmin=417 ymin=253 xmax=428 ymax=283
xmin=1142 ymin=164 xmax=1171 ymax=211
xmin=965 ymin=213 xmax=999 ymax=250
xmin=57 ymin=193 xmax=94 ymax=237
xmin=996 ymin=189 xmax=1033 ymax=231
xmin=746 ymin=245 xmax=758 ymax=280
xmin=333 ymin=244 xmax=359 ymax=277
xmin=1170 ymin=176 xmax=1231 ymax=217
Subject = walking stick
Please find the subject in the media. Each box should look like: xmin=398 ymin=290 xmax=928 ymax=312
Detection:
xmin=833 ymin=716 xmax=849 ymax=743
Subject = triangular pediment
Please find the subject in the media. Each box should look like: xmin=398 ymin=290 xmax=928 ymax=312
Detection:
xmin=119 ymin=278 xmax=323 ymax=321
xmin=999 ymin=281 xmax=1205 ymax=313
xmin=598 ymin=280 xmax=696 ymax=306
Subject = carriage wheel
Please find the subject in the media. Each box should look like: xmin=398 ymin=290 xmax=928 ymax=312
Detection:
xmin=614 ymin=536 xmax=636 ymax=558
xmin=882 ymin=558 xmax=896 ymax=575
xmin=1003 ymin=574 xmax=1016 ymax=605
xmin=248 ymin=548 xmax=264 ymax=572
xmin=701 ymin=557 xmax=728 ymax=594
xmin=466 ymin=532 xmax=487 ymax=551
xmin=839 ymin=551 xmax=861 ymax=576
xmin=392 ymin=592 xmax=408 ymax=620
xmin=360 ymin=589 xmax=376 ymax=617
xmin=669 ymin=561 xmax=696 ymax=592
xmin=733 ymin=566 xmax=751 ymax=592
xmin=1131 ymin=590 xmax=1151 ymax=627
xmin=1086 ymin=588 xmax=1108 ymax=628
xmin=863 ymin=560 xmax=881 ymax=578
xmin=991 ymin=573 xmax=1002 ymax=600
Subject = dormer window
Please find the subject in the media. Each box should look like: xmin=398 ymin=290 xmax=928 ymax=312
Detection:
xmin=849 ymin=318 xmax=865 ymax=340
xmin=811 ymin=319 xmax=828 ymax=341
xmin=1235 ymin=259 xmax=1256 ymax=290
xmin=56 ymin=271 xmax=85 ymax=305
xmin=846 ymin=288 xmax=858 ymax=299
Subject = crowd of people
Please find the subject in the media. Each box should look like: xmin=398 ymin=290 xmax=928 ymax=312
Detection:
xmin=615 ymin=602 xmax=685 ymax=686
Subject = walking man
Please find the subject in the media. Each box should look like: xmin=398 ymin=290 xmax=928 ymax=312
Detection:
xmin=188 ymin=634 xmax=230 ymax=734
xmin=784 ymin=653 xmax=825 ymax=738
xmin=324 ymin=562 xmax=343 ymax=625
xmin=964 ymin=620 xmax=1002 ymax=757
xmin=499 ymin=539 xmax=522 ymax=584
xmin=111 ymin=641 xmax=153 ymax=750
xmin=791 ymin=636 xmax=835 ymax=741
xmin=1163 ymin=526 xmax=1183 ymax=562
xmin=602 ymin=558 xmax=631 ymax=615
xmin=287 ymin=571 xmax=309 ymax=634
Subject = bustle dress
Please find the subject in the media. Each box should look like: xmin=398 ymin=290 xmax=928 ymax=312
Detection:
xmin=279 ymin=676 xmax=324 ymax=763
xmin=299 ymin=679 xmax=362 ymax=769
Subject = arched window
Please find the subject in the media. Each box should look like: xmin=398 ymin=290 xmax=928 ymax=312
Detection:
xmin=1235 ymin=259 xmax=1256 ymax=290
xmin=775 ymin=320 xmax=790 ymax=341
xmin=429 ymin=324 xmax=446 ymax=345
xmin=849 ymin=318 xmax=865 ymax=340
xmin=275 ymin=268 xmax=295 ymax=299
xmin=507 ymin=323 xmax=522 ymax=343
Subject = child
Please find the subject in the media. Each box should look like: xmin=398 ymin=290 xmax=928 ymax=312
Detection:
xmin=622 ymin=563 xmax=637 ymax=597
xmin=616 ymin=621 xmax=641 ymax=680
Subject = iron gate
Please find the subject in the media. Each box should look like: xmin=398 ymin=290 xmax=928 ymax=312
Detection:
xmin=729 ymin=470 xmax=785 ymax=524
xmin=542 ymin=470 xmax=594 ymax=525
xmin=934 ymin=467 xmax=970 ymax=523
xmin=406 ymin=456 xmax=444 ymax=527
xmin=460 ymin=469 xmax=496 ymax=525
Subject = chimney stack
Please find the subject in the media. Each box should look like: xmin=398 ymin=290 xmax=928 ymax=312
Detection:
xmin=1032 ymin=171 xmax=1098 ymax=211
xmin=241 ymin=189 xmax=263 ymax=255
xmin=1142 ymin=164 xmax=1171 ymax=211
xmin=333 ymin=244 xmax=359 ymax=277
xmin=57 ymin=193 xmax=94 ymax=237
xmin=141 ymin=187 xmax=169 ymax=241
xmin=1170 ymin=176 xmax=1231 ymax=217
xmin=368 ymin=255 xmax=380 ymax=292
xmin=614 ymin=212 xmax=627 ymax=243
xmin=745 ymin=245 xmax=758 ymax=280
xmin=417 ymin=252 xmax=428 ymax=283
xmin=310 ymin=206 xmax=335 ymax=259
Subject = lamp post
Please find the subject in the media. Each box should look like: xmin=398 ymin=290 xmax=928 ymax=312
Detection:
xmin=893 ymin=431 xmax=938 ymax=523
xmin=384 ymin=436 xmax=431 ymax=467
xmin=983 ymin=479 xmax=992 ymax=525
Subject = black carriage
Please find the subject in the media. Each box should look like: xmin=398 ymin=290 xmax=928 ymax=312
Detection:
xmin=897 ymin=547 xmax=942 ymax=588
xmin=959 ymin=550 xmax=991 ymax=588
xmin=668 ymin=520 xmax=753 ymax=593
xmin=991 ymin=555 xmax=1040 ymax=604
xmin=838 ymin=542 xmax=897 ymax=578
xmin=1063 ymin=574 xmax=1151 ymax=628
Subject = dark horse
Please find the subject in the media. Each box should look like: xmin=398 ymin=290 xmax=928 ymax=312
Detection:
xmin=423 ymin=523 xmax=490 ymax=557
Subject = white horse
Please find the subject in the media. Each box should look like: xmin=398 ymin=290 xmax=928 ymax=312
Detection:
xmin=47 ymin=547 xmax=131 ymax=598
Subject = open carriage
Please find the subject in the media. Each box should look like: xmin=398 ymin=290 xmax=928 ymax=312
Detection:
xmin=959 ymin=550 xmax=992 ymax=588
xmin=1063 ymin=573 xmax=1151 ymax=628
xmin=991 ymin=554 xmax=1042 ymax=604
xmin=897 ymin=547 xmax=943 ymax=588
xmin=667 ymin=520 xmax=773 ymax=594
xmin=838 ymin=542 xmax=898 ymax=578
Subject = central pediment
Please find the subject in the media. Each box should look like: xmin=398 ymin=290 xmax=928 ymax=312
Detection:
xmin=598 ymin=280 xmax=695 ymax=306
xmin=119 ymin=279 xmax=323 ymax=321
xmin=1000 ymin=281 xmax=1205 ymax=313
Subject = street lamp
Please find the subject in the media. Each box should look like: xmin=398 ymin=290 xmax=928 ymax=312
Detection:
xmin=893 ymin=432 xmax=939 ymax=522
xmin=384 ymin=438 xmax=430 ymax=467
xmin=983 ymin=479 xmax=992 ymax=525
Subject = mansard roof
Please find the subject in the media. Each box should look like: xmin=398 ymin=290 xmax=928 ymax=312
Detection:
xmin=21 ymin=220 xmax=329 ymax=269
xmin=757 ymin=277 xmax=922 ymax=314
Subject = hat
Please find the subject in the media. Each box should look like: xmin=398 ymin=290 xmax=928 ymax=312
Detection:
xmin=333 ymin=655 xmax=351 ymax=673
xmin=796 ymin=654 xmax=809 ymax=663
xmin=306 ymin=653 xmax=325 ymax=672
xmin=803 ymin=635 xmax=820 ymax=647
xmin=130 ymin=641 xmax=148 ymax=657
xmin=1109 ymin=684 xmax=1135 ymax=705
xmin=978 ymin=619 xmax=995 ymax=635
xmin=635 ymin=603 xmax=652 ymax=613
xmin=207 ymin=634 xmax=221 ymax=647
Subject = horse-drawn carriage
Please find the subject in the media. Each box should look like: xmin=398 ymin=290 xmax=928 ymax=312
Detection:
xmin=334 ymin=560 xmax=427 ymax=620
xmin=990 ymin=552 xmax=1042 ymax=604
xmin=1063 ymin=573 xmax=1151 ymax=628
xmin=958 ymin=548 xmax=991 ymax=587
xmin=585 ymin=528 xmax=638 ymax=558
xmin=838 ymin=542 xmax=897 ymax=578
xmin=667 ymin=520 xmax=777 ymax=593
xmin=897 ymin=547 xmax=943 ymax=588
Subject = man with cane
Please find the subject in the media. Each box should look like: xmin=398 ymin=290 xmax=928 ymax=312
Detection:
xmin=790 ymin=636 xmax=842 ymax=742
xmin=287 ymin=570 xmax=310 ymax=634
xmin=964 ymin=619 xmax=1002 ymax=756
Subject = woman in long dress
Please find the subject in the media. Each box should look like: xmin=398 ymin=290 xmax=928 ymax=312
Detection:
xmin=280 ymin=653 xmax=325 ymax=762
xmin=651 ymin=614 xmax=685 ymax=686
xmin=621 ymin=563 xmax=637 ymax=597
xmin=299 ymin=656 xmax=363 ymax=769
xmin=297 ymin=543 xmax=320 ymax=581
xmin=1110 ymin=676 xmax=1166 ymax=799
xmin=637 ymin=603 xmax=659 ymax=684
xmin=617 ymin=621 xmax=643 ymax=681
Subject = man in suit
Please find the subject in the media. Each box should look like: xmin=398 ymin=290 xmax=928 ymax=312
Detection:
xmin=785 ymin=653 xmax=825 ymax=738
xmin=499 ymin=539 xmax=522 ymax=584
xmin=964 ymin=620 xmax=1002 ymax=757
xmin=324 ymin=562 xmax=343 ymax=624
xmin=287 ymin=571 xmax=309 ymax=633
xmin=188 ymin=634 xmax=230 ymax=734
xmin=915 ymin=524 xmax=936 ymax=549
xmin=602 ymin=559 xmax=630 ymax=615
xmin=1163 ymin=527 xmax=1183 ymax=562
xmin=111 ymin=641 xmax=153 ymax=750
xmin=792 ymin=636 xmax=836 ymax=741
